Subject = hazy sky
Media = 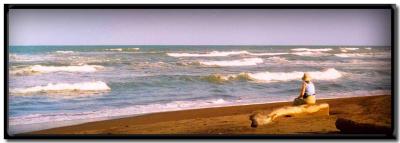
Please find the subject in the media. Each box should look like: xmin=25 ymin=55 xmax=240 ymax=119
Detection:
xmin=9 ymin=9 xmax=391 ymax=46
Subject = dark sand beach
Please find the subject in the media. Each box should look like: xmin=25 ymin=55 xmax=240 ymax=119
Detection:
xmin=23 ymin=95 xmax=391 ymax=135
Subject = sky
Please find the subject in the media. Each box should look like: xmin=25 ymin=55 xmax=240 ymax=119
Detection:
xmin=9 ymin=9 xmax=391 ymax=46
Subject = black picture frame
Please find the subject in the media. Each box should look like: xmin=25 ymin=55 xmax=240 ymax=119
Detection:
xmin=3 ymin=4 xmax=397 ymax=140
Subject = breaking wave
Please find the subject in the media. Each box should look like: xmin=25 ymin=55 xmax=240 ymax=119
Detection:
xmin=199 ymin=58 xmax=263 ymax=67
xmin=9 ymin=54 xmax=47 ymax=62
xmin=168 ymin=50 xmax=334 ymax=58
xmin=10 ymin=81 xmax=111 ymax=95
xmin=340 ymin=47 xmax=359 ymax=52
xmin=247 ymin=68 xmax=342 ymax=82
xmin=202 ymin=73 xmax=252 ymax=84
xmin=203 ymin=68 xmax=342 ymax=83
xmin=266 ymin=57 xmax=289 ymax=63
xmin=291 ymin=51 xmax=331 ymax=57
xmin=105 ymin=48 xmax=140 ymax=52
xmin=55 ymin=51 xmax=74 ymax=54
xmin=334 ymin=53 xmax=390 ymax=58
xmin=167 ymin=51 xmax=249 ymax=57
xmin=247 ymin=52 xmax=289 ymax=56
xmin=340 ymin=47 xmax=359 ymax=51
xmin=290 ymin=48 xmax=332 ymax=52
xmin=11 ymin=65 xmax=104 ymax=75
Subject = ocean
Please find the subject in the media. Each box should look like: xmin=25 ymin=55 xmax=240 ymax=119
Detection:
xmin=8 ymin=45 xmax=392 ymax=134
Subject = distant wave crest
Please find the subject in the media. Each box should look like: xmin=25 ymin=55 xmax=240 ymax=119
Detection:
xmin=266 ymin=56 xmax=289 ymax=63
xmin=334 ymin=53 xmax=390 ymax=58
xmin=167 ymin=51 xmax=249 ymax=57
xmin=11 ymin=65 xmax=104 ymax=75
xmin=55 ymin=51 xmax=74 ymax=54
xmin=340 ymin=47 xmax=359 ymax=51
xmin=199 ymin=58 xmax=263 ymax=67
xmin=9 ymin=54 xmax=44 ymax=62
xmin=290 ymin=48 xmax=332 ymax=52
xmin=167 ymin=50 xmax=334 ymax=58
xmin=340 ymin=47 xmax=359 ymax=52
xmin=10 ymin=81 xmax=111 ymax=95
xmin=247 ymin=52 xmax=289 ymax=56
xmin=105 ymin=48 xmax=140 ymax=52
xmin=291 ymin=51 xmax=331 ymax=57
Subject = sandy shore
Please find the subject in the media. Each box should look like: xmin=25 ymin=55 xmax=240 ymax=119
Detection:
xmin=23 ymin=95 xmax=391 ymax=135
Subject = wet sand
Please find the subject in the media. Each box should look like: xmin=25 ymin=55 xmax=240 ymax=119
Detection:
xmin=23 ymin=95 xmax=391 ymax=135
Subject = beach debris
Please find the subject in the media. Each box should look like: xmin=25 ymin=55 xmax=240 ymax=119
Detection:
xmin=335 ymin=117 xmax=391 ymax=134
xmin=249 ymin=103 xmax=329 ymax=128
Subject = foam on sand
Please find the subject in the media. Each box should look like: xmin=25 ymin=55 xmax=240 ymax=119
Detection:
xmin=11 ymin=65 xmax=104 ymax=75
xmin=290 ymin=48 xmax=332 ymax=52
xmin=10 ymin=81 xmax=111 ymax=95
xmin=199 ymin=58 xmax=263 ymax=67
xmin=167 ymin=51 xmax=249 ymax=57
xmin=9 ymin=98 xmax=229 ymax=126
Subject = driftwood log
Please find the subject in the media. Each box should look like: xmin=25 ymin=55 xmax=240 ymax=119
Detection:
xmin=249 ymin=103 xmax=329 ymax=128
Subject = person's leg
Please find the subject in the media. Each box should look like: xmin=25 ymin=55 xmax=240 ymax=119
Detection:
xmin=305 ymin=95 xmax=316 ymax=104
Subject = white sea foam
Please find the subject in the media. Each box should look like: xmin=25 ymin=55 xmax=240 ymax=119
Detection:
xmin=291 ymin=51 xmax=330 ymax=57
xmin=105 ymin=48 xmax=140 ymax=52
xmin=266 ymin=57 xmax=289 ymax=63
xmin=167 ymin=51 xmax=249 ymax=57
xmin=249 ymin=68 xmax=342 ymax=82
xmin=334 ymin=53 xmax=390 ymax=58
xmin=9 ymin=54 xmax=47 ymax=62
xmin=290 ymin=48 xmax=332 ymax=52
xmin=106 ymin=48 xmax=123 ymax=51
xmin=199 ymin=58 xmax=263 ymax=67
xmin=167 ymin=50 xmax=333 ymax=58
xmin=335 ymin=53 xmax=367 ymax=58
xmin=288 ymin=59 xmax=389 ymax=67
xmin=9 ymin=98 xmax=229 ymax=126
xmin=340 ymin=47 xmax=359 ymax=51
xmin=131 ymin=48 xmax=140 ymax=50
xmin=10 ymin=81 xmax=111 ymax=94
xmin=214 ymin=68 xmax=342 ymax=83
xmin=55 ymin=51 xmax=74 ymax=54
xmin=365 ymin=47 xmax=372 ymax=50
xmin=11 ymin=65 xmax=104 ymax=75
xmin=248 ymin=52 xmax=289 ymax=56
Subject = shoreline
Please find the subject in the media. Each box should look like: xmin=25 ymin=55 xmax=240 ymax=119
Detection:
xmin=18 ymin=94 xmax=392 ymax=135
xmin=9 ymin=92 xmax=388 ymax=134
